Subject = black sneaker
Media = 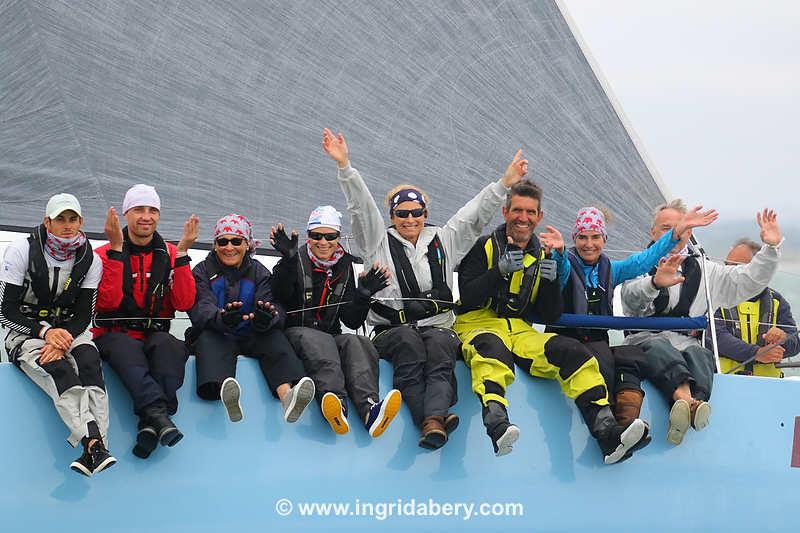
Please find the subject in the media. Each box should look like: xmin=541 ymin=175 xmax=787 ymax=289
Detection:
xmin=599 ymin=418 xmax=649 ymax=465
xmin=90 ymin=441 xmax=117 ymax=475
xmin=70 ymin=449 xmax=93 ymax=477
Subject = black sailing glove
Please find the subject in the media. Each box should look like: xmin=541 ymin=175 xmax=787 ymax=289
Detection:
xmin=221 ymin=301 xmax=247 ymax=328
xmin=354 ymin=265 xmax=391 ymax=305
xmin=538 ymin=258 xmax=557 ymax=282
xmin=271 ymin=226 xmax=298 ymax=258
xmin=253 ymin=300 xmax=279 ymax=329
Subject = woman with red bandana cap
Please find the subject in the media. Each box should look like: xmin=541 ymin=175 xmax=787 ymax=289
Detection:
xmin=187 ymin=214 xmax=315 ymax=427
xmin=541 ymin=204 xmax=717 ymax=436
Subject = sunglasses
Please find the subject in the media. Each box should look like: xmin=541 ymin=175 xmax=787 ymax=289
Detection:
xmin=307 ymin=231 xmax=340 ymax=241
xmin=393 ymin=208 xmax=426 ymax=218
xmin=216 ymin=237 xmax=244 ymax=247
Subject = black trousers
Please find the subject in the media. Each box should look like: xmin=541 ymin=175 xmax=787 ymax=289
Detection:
xmin=586 ymin=340 xmax=644 ymax=398
xmin=372 ymin=326 xmax=460 ymax=427
xmin=285 ymin=327 xmax=379 ymax=421
xmin=95 ymin=331 xmax=188 ymax=416
xmin=192 ymin=328 xmax=306 ymax=400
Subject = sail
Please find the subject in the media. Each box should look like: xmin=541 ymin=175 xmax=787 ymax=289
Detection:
xmin=1 ymin=0 xmax=665 ymax=252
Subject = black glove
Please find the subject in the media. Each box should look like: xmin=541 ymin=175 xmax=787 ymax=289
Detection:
xmin=403 ymin=298 xmax=439 ymax=322
xmin=254 ymin=300 xmax=279 ymax=329
xmin=271 ymin=226 xmax=298 ymax=258
xmin=221 ymin=302 xmax=246 ymax=327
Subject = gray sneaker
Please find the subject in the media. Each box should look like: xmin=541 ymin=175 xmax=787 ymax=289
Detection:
xmin=281 ymin=377 xmax=315 ymax=423
xmin=221 ymin=377 xmax=243 ymax=423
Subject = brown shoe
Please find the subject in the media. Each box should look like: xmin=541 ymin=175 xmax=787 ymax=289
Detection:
xmin=419 ymin=416 xmax=447 ymax=450
xmin=614 ymin=389 xmax=644 ymax=426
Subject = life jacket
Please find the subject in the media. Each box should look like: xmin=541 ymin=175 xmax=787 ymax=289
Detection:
xmin=95 ymin=228 xmax=172 ymax=332
xmin=457 ymin=226 xmax=545 ymax=319
xmin=551 ymin=248 xmax=613 ymax=343
xmin=295 ymin=244 xmax=352 ymax=332
xmin=205 ymin=253 xmax=257 ymax=336
xmin=19 ymin=224 xmax=93 ymax=327
xmin=370 ymin=230 xmax=453 ymax=325
xmin=650 ymin=248 xmax=701 ymax=318
xmin=719 ymin=289 xmax=782 ymax=378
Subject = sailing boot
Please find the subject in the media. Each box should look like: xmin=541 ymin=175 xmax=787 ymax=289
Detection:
xmin=483 ymin=401 xmax=519 ymax=457
xmin=148 ymin=401 xmax=184 ymax=447
xmin=419 ymin=416 xmax=447 ymax=450
xmin=133 ymin=405 xmax=160 ymax=459
xmin=444 ymin=413 xmax=460 ymax=435
xmin=614 ymin=389 xmax=650 ymax=449
xmin=586 ymin=404 xmax=649 ymax=464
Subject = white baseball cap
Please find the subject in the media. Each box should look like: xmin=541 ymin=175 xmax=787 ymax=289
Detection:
xmin=123 ymin=184 xmax=161 ymax=214
xmin=45 ymin=193 xmax=82 ymax=219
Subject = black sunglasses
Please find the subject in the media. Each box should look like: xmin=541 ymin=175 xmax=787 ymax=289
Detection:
xmin=308 ymin=231 xmax=340 ymax=241
xmin=393 ymin=208 xmax=426 ymax=218
xmin=216 ymin=237 xmax=244 ymax=247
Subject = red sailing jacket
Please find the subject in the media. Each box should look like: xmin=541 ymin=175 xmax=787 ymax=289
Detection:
xmin=92 ymin=240 xmax=196 ymax=340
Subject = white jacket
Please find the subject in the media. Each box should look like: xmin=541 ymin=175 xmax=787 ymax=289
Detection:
xmin=337 ymin=163 xmax=508 ymax=328
xmin=621 ymin=243 xmax=781 ymax=350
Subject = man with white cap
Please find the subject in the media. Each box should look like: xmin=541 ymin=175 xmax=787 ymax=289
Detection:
xmin=92 ymin=184 xmax=199 ymax=459
xmin=0 ymin=193 xmax=116 ymax=476
xmin=187 ymin=213 xmax=315 ymax=425
xmin=270 ymin=206 xmax=401 ymax=438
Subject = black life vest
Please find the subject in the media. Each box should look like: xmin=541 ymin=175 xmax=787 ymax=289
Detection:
xmin=20 ymin=224 xmax=93 ymax=326
xmin=95 ymin=228 xmax=172 ymax=332
xmin=460 ymin=225 xmax=544 ymax=319
xmin=650 ymin=246 xmax=701 ymax=318
xmin=370 ymin=230 xmax=453 ymax=324
xmin=551 ymin=248 xmax=613 ymax=343
xmin=296 ymin=244 xmax=352 ymax=332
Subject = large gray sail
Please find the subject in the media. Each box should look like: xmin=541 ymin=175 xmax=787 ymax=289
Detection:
xmin=0 ymin=0 xmax=665 ymax=254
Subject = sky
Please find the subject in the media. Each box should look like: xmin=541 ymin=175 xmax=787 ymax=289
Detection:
xmin=562 ymin=0 xmax=800 ymax=223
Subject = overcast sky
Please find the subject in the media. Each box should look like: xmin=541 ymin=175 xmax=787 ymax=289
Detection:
xmin=562 ymin=0 xmax=799 ymax=223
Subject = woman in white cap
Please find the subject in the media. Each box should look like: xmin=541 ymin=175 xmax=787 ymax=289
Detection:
xmin=322 ymin=128 xmax=529 ymax=449
xmin=0 ymin=193 xmax=116 ymax=476
xmin=187 ymin=213 xmax=315 ymax=426
xmin=270 ymin=206 xmax=401 ymax=438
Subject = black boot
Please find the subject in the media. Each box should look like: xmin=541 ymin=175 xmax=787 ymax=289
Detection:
xmin=482 ymin=401 xmax=519 ymax=457
xmin=581 ymin=403 xmax=649 ymax=465
xmin=148 ymin=401 xmax=184 ymax=447
xmin=133 ymin=406 xmax=160 ymax=459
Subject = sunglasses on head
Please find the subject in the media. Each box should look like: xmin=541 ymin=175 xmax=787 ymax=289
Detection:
xmin=216 ymin=237 xmax=244 ymax=247
xmin=308 ymin=231 xmax=340 ymax=241
xmin=393 ymin=207 xmax=426 ymax=218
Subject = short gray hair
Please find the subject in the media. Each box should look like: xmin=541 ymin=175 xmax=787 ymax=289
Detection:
xmin=651 ymin=198 xmax=687 ymax=228
xmin=731 ymin=237 xmax=761 ymax=255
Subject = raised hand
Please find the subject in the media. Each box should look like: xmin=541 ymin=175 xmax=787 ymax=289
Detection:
xmin=44 ymin=328 xmax=73 ymax=351
xmin=763 ymin=327 xmax=787 ymax=345
xmin=39 ymin=344 xmax=66 ymax=364
xmin=358 ymin=261 xmax=392 ymax=295
xmin=500 ymin=149 xmax=529 ymax=188
xmin=221 ymin=301 xmax=252 ymax=327
xmin=104 ymin=207 xmax=124 ymax=251
xmin=178 ymin=214 xmax=200 ymax=252
xmin=538 ymin=225 xmax=565 ymax=254
xmin=755 ymin=343 xmax=784 ymax=363
xmin=652 ymin=254 xmax=686 ymax=289
xmin=674 ymin=205 xmax=718 ymax=238
xmin=498 ymin=236 xmax=524 ymax=276
xmin=270 ymin=223 xmax=298 ymax=258
xmin=757 ymin=208 xmax=782 ymax=246
xmin=322 ymin=128 xmax=349 ymax=167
